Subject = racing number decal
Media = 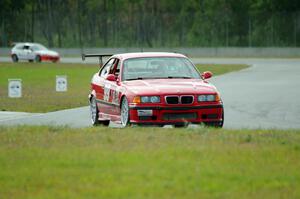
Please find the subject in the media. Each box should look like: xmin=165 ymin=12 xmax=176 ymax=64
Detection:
xmin=112 ymin=90 xmax=119 ymax=104
xmin=104 ymin=84 xmax=119 ymax=105
xmin=103 ymin=84 xmax=111 ymax=101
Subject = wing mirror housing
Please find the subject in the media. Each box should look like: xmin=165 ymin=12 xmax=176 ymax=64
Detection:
xmin=202 ymin=71 xmax=213 ymax=80
xmin=106 ymin=74 xmax=117 ymax=81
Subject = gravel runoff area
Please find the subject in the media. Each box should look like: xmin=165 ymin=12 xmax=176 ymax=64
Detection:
xmin=0 ymin=57 xmax=300 ymax=129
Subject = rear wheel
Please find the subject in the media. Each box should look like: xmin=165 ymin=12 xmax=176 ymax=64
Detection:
xmin=12 ymin=54 xmax=18 ymax=62
xmin=35 ymin=55 xmax=41 ymax=63
xmin=90 ymin=96 xmax=109 ymax=126
xmin=29 ymin=60 xmax=34 ymax=62
xmin=121 ymin=97 xmax=130 ymax=127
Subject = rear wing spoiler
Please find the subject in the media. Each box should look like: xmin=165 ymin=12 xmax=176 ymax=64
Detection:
xmin=81 ymin=54 xmax=113 ymax=65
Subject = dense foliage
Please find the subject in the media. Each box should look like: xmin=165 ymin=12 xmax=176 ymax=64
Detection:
xmin=0 ymin=0 xmax=300 ymax=47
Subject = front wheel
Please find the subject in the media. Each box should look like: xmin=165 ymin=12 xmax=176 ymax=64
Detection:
xmin=121 ymin=97 xmax=130 ymax=127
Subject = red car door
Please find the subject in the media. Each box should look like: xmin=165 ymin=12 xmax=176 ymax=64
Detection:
xmin=96 ymin=58 xmax=116 ymax=115
xmin=106 ymin=59 xmax=122 ymax=117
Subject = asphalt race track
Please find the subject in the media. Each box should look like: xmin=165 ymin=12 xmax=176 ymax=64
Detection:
xmin=209 ymin=59 xmax=300 ymax=129
xmin=0 ymin=57 xmax=300 ymax=129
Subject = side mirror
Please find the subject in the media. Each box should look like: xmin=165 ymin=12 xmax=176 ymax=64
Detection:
xmin=202 ymin=71 xmax=213 ymax=80
xmin=106 ymin=74 xmax=117 ymax=81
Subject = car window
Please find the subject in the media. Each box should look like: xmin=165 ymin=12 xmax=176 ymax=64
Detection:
xmin=23 ymin=45 xmax=30 ymax=50
xmin=122 ymin=57 xmax=200 ymax=81
xmin=99 ymin=58 xmax=115 ymax=78
xmin=31 ymin=44 xmax=47 ymax=51
xmin=15 ymin=44 xmax=24 ymax=50
xmin=110 ymin=59 xmax=120 ymax=76
xmin=115 ymin=60 xmax=121 ymax=76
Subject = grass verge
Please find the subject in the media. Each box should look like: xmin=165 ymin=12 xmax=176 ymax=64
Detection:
xmin=0 ymin=62 xmax=248 ymax=112
xmin=196 ymin=64 xmax=248 ymax=76
xmin=0 ymin=62 xmax=96 ymax=112
xmin=0 ymin=126 xmax=299 ymax=199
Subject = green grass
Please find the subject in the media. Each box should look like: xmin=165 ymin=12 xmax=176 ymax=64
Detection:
xmin=196 ymin=64 xmax=248 ymax=76
xmin=0 ymin=62 xmax=96 ymax=112
xmin=0 ymin=126 xmax=299 ymax=199
xmin=0 ymin=62 xmax=248 ymax=113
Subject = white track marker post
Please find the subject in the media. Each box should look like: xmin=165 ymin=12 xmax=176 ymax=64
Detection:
xmin=56 ymin=75 xmax=68 ymax=92
xmin=8 ymin=79 xmax=22 ymax=98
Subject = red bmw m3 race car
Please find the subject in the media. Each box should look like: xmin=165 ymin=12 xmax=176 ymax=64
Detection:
xmin=85 ymin=52 xmax=224 ymax=127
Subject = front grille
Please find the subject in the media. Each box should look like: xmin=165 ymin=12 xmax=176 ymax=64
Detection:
xmin=165 ymin=96 xmax=179 ymax=104
xmin=163 ymin=112 xmax=197 ymax=121
xmin=181 ymin=96 xmax=194 ymax=104
xmin=165 ymin=95 xmax=194 ymax=104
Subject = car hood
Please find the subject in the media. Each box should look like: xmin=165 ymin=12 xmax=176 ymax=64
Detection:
xmin=35 ymin=50 xmax=59 ymax=56
xmin=122 ymin=79 xmax=217 ymax=95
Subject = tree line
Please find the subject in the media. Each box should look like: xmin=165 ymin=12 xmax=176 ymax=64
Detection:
xmin=1 ymin=0 xmax=300 ymax=48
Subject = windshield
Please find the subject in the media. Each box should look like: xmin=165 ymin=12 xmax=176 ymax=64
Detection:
xmin=122 ymin=57 xmax=200 ymax=81
xmin=31 ymin=44 xmax=48 ymax=51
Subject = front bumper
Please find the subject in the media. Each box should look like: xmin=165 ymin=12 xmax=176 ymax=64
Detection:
xmin=41 ymin=55 xmax=60 ymax=62
xmin=129 ymin=104 xmax=223 ymax=125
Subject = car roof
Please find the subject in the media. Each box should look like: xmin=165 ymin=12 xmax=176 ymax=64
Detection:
xmin=14 ymin=42 xmax=41 ymax=46
xmin=113 ymin=52 xmax=187 ymax=60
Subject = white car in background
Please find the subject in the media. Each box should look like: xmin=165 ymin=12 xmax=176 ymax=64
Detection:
xmin=11 ymin=43 xmax=60 ymax=63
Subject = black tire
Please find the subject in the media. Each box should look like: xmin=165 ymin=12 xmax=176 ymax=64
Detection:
xmin=100 ymin=120 xmax=110 ymax=126
xmin=120 ymin=97 xmax=130 ymax=127
xmin=12 ymin=54 xmax=18 ymax=62
xmin=29 ymin=60 xmax=34 ymax=62
xmin=35 ymin=55 xmax=41 ymax=63
xmin=174 ymin=123 xmax=189 ymax=128
xmin=90 ymin=96 xmax=109 ymax=126
xmin=204 ymin=109 xmax=224 ymax=128
xmin=220 ymin=110 xmax=224 ymax=127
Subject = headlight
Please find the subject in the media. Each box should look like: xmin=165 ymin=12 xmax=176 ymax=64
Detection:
xmin=141 ymin=96 xmax=149 ymax=103
xmin=140 ymin=96 xmax=160 ymax=103
xmin=150 ymin=96 xmax=160 ymax=103
xmin=206 ymin=95 xmax=215 ymax=101
xmin=198 ymin=94 xmax=217 ymax=102
xmin=198 ymin=95 xmax=207 ymax=102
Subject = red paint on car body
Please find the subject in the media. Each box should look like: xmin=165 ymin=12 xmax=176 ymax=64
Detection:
xmin=89 ymin=52 xmax=224 ymax=127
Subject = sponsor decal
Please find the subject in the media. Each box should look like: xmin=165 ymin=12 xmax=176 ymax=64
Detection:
xmin=103 ymin=84 xmax=111 ymax=101
xmin=112 ymin=90 xmax=119 ymax=104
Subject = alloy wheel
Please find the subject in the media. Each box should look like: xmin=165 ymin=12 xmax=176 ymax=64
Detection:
xmin=121 ymin=98 xmax=129 ymax=127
